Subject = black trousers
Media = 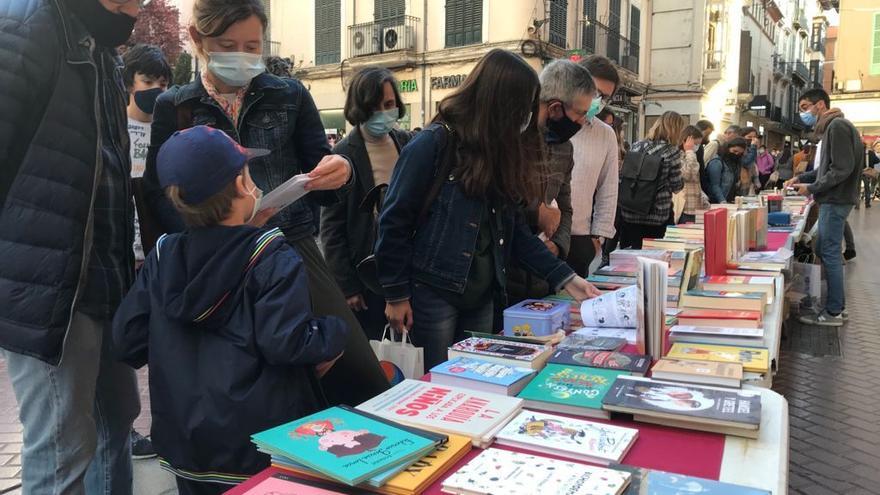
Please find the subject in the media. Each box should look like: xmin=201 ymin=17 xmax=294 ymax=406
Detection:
xmin=352 ymin=288 xmax=388 ymax=342
xmin=617 ymin=220 xmax=667 ymax=250
xmin=566 ymin=235 xmax=599 ymax=278
xmin=175 ymin=478 xmax=228 ymax=495
xmin=289 ymin=236 xmax=390 ymax=406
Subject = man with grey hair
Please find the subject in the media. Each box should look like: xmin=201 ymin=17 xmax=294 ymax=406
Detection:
xmin=506 ymin=59 xmax=595 ymax=305
xmin=704 ymin=124 xmax=742 ymax=163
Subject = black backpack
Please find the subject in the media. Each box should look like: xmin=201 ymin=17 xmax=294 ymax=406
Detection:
xmin=618 ymin=149 xmax=663 ymax=216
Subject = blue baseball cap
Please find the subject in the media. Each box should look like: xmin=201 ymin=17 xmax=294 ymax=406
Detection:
xmin=157 ymin=125 xmax=269 ymax=204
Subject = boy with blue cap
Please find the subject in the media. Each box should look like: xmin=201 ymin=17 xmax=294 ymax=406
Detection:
xmin=112 ymin=125 xmax=349 ymax=494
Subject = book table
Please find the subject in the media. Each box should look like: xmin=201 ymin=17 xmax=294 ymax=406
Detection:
xmin=419 ymin=378 xmax=788 ymax=495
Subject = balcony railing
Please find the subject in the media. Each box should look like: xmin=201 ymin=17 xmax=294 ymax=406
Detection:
xmin=580 ymin=19 xmax=639 ymax=74
xmin=263 ymin=40 xmax=281 ymax=58
xmin=773 ymin=58 xmax=788 ymax=78
xmin=348 ymin=15 xmax=419 ymax=59
xmin=793 ymin=61 xmax=810 ymax=82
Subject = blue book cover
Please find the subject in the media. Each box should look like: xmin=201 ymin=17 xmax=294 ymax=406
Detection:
xmin=645 ymin=471 xmax=770 ymax=494
xmin=251 ymin=406 xmax=437 ymax=486
xmin=430 ymin=357 xmax=535 ymax=387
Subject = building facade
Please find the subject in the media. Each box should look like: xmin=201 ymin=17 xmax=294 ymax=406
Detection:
xmin=265 ymin=0 xmax=649 ymax=140
xmin=828 ymin=0 xmax=880 ymax=141
xmin=646 ymin=0 xmax=829 ymax=148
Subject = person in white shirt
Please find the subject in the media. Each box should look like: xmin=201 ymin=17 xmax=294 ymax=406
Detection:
xmin=123 ymin=44 xmax=171 ymax=265
xmin=121 ymin=43 xmax=171 ymax=460
xmin=567 ymin=55 xmax=621 ymax=276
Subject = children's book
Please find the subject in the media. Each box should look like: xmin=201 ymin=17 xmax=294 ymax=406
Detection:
xmin=429 ymin=357 xmax=536 ymax=396
xmin=573 ymin=326 xmax=638 ymax=344
xmin=602 ymin=376 xmax=761 ymax=437
xmin=495 ymin=410 xmax=639 ymax=465
xmin=250 ymin=406 xmax=439 ymax=486
xmin=557 ymin=333 xmax=628 ymax=352
xmin=223 ymin=468 xmax=358 ymax=495
xmin=447 ymin=337 xmax=552 ymax=370
xmin=441 ymin=448 xmax=631 ymax=495
xmin=517 ymin=364 xmax=625 ymax=419
xmin=650 ymin=358 xmax=744 ymax=388
xmin=642 ymin=470 xmax=770 ymax=494
xmin=680 ymin=289 xmax=766 ymax=311
xmin=356 ymin=379 xmax=522 ymax=448
xmin=667 ymin=343 xmax=770 ymax=373
xmin=549 ymin=349 xmax=652 ymax=376
xmin=272 ymin=434 xmax=473 ymax=495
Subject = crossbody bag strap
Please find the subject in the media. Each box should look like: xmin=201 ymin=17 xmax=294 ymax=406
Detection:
xmin=415 ymin=122 xmax=455 ymax=229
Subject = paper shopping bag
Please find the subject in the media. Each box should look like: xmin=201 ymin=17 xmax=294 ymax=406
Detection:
xmin=789 ymin=261 xmax=826 ymax=311
xmin=369 ymin=326 xmax=424 ymax=383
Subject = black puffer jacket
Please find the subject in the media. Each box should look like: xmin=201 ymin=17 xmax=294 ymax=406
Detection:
xmin=0 ymin=0 xmax=114 ymax=364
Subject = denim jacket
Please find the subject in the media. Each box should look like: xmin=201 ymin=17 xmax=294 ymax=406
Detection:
xmin=707 ymin=156 xmax=737 ymax=203
xmin=143 ymin=73 xmax=349 ymax=242
xmin=375 ymin=125 xmax=576 ymax=302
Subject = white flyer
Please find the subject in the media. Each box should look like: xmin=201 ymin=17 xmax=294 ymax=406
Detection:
xmin=259 ymin=173 xmax=312 ymax=211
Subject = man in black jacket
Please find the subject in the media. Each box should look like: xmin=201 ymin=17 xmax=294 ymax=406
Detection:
xmin=787 ymin=88 xmax=863 ymax=327
xmin=0 ymin=0 xmax=143 ymax=492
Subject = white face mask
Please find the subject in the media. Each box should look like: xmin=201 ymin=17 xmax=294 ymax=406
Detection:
xmin=246 ymin=184 xmax=263 ymax=223
xmin=208 ymin=52 xmax=266 ymax=88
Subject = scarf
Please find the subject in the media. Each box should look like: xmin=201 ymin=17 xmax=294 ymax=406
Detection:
xmin=814 ymin=108 xmax=845 ymax=136
xmin=201 ymin=71 xmax=248 ymax=125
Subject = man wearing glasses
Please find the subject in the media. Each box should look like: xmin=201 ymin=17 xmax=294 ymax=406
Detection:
xmin=0 ymin=0 xmax=146 ymax=492
xmin=566 ymin=55 xmax=622 ymax=277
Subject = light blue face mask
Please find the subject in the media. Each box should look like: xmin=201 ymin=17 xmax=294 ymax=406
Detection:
xmin=208 ymin=52 xmax=266 ymax=88
xmin=586 ymin=97 xmax=606 ymax=120
xmin=799 ymin=109 xmax=818 ymax=127
xmin=364 ymin=108 xmax=399 ymax=137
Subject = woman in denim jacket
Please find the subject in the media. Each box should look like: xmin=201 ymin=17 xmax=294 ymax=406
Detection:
xmin=375 ymin=50 xmax=600 ymax=368
xmin=142 ymin=0 xmax=389 ymax=406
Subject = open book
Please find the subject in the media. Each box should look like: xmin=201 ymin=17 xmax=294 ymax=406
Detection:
xmin=577 ymin=257 xmax=667 ymax=360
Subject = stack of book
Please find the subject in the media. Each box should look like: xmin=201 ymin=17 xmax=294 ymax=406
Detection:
xmin=679 ymin=289 xmax=766 ymax=311
xmin=702 ymin=275 xmax=776 ymax=304
xmin=602 ymin=376 xmax=762 ymax=438
xmin=441 ymin=448 xmax=632 ymax=495
xmin=549 ymin=348 xmax=652 ymax=376
xmin=666 ymin=342 xmax=770 ymax=374
xmin=650 ymin=358 xmax=744 ymax=388
xmin=664 ymin=224 xmax=705 ymax=242
xmin=676 ymin=308 xmax=763 ymax=328
xmin=429 ymin=357 xmax=536 ymax=396
xmin=272 ymin=434 xmax=473 ymax=495
xmin=357 ymin=380 xmax=523 ymax=448
xmin=668 ymin=325 xmax=765 ymax=347
xmin=447 ymin=336 xmax=553 ymax=370
xmin=517 ymin=363 xmax=624 ymax=419
xmin=251 ymin=406 xmax=443 ymax=487
xmin=495 ymin=410 xmax=639 ymax=465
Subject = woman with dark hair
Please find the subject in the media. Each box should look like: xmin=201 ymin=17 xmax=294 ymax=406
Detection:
xmin=375 ymin=49 xmax=600 ymax=368
xmin=706 ymin=137 xmax=749 ymax=203
xmin=142 ymin=0 xmax=389 ymax=423
xmin=321 ymin=67 xmax=412 ymax=340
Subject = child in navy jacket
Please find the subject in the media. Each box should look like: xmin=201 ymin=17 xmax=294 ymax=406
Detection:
xmin=112 ymin=126 xmax=348 ymax=495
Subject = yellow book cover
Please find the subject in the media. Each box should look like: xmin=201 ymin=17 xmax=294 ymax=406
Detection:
xmin=667 ymin=343 xmax=770 ymax=373
xmin=274 ymin=434 xmax=472 ymax=495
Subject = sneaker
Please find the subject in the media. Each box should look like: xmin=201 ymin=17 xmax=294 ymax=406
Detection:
xmin=131 ymin=430 xmax=156 ymax=459
xmin=841 ymin=310 xmax=849 ymax=321
xmin=843 ymin=250 xmax=857 ymax=261
xmin=799 ymin=310 xmax=844 ymax=327
xmin=866 ymin=203 xmax=872 ymax=208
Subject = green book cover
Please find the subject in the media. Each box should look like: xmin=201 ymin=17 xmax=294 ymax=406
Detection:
xmin=517 ymin=364 xmax=627 ymax=410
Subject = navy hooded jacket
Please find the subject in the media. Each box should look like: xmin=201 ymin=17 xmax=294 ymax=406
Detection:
xmin=112 ymin=225 xmax=349 ymax=479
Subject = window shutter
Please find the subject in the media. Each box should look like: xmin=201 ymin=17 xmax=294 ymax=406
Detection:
xmin=872 ymin=13 xmax=880 ymax=75
xmin=739 ymin=31 xmax=753 ymax=94
xmin=446 ymin=0 xmax=482 ymax=48
xmin=583 ymin=0 xmax=597 ymax=53
xmin=315 ymin=0 xmax=341 ymax=65
xmin=375 ymin=0 xmax=405 ymax=22
xmin=549 ymin=0 xmax=568 ymax=48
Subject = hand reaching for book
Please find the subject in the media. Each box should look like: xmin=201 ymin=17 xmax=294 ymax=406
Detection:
xmin=563 ymin=277 xmax=602 ymax=301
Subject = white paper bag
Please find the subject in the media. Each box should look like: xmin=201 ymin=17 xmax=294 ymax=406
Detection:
xmin=789 ymin=261 xmax=826 ymax=311
xmin=672 ymin=190 xmax=686 ymax=223
xmin=369 ymin=326 xmax=424 ymax=382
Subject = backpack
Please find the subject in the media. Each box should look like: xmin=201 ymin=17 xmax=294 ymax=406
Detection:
xmin=618 ymin=149 xmax=663 ymax=216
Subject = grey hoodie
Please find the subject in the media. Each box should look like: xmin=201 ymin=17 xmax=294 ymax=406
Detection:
xmin=799 ymin=117 xmax=864 ymax=205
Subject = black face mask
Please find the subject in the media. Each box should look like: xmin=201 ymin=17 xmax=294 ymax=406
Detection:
xmin=134 ymin=87 xmax=163 ymax=115
xmin=725 ymin=152 xmax=742 ymax=162
xmin=545 ymin=114 xmax=582 ymax=144
xmin=68 ymin=0 xmax=137 ymax=47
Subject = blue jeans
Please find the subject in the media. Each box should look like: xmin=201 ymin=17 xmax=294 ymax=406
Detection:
xmin=2 ymin=312 xmax=140 ymax=495
xmin=817 ymin=204 xmax=853 ymax=314
xmin=411 ymin=282 xmax=494 ymax=369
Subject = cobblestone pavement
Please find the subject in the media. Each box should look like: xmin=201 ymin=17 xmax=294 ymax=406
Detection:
xmin=1 ymin=208 xmax=879 ymax=494
xmin=774 ymin=206 xmax=880 ymax=495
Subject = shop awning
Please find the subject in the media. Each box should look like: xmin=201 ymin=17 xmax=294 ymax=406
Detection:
xmin=748 ymin=95 xmax=770 ymax=111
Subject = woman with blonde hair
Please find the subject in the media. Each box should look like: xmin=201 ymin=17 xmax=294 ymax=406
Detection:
xmin=617 ymin=111 xmax=686 ymax=248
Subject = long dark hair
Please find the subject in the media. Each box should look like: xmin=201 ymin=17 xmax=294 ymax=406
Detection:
xmin=434 ymin=49 xmax=545 ymax=205
xmin=345 ymin=67 xmax=406 ymax=126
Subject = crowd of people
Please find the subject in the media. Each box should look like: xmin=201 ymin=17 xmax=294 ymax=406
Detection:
xmin=0 ymin=0 xmax=875 ymax=494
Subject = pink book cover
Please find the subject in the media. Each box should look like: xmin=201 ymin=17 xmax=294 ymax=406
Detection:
xmin=224 ymin=467 xmax=350 ymax=495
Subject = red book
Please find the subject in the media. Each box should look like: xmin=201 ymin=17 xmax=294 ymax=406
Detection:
xmin=703 ymin=208 xmax=728 ymax=276
xmin=677 ymin=309 xmax=763 ymax=329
